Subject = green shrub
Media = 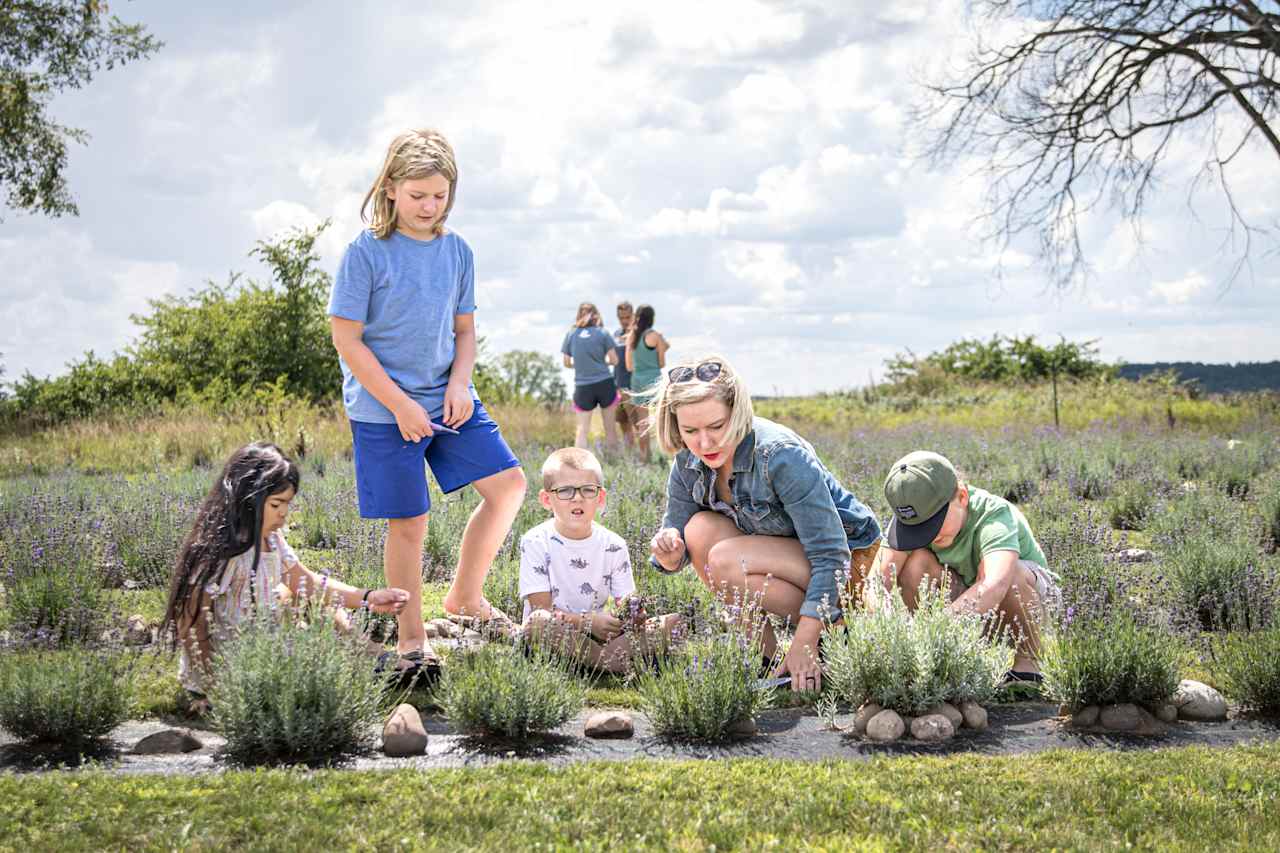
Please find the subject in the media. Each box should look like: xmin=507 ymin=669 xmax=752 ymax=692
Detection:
xmin=1261 ymin=486 xmax=1280 ymax=553
xmin=436 ymin=642 xmax=584 ymax=739
xmin=1214 ymin=628 xmax=1280 ymax=714
xmin=823 ymin=579 xmax=1010 ymax=715
xmin=0 ymin=647 xmax=134 ymax=749
xmin=1 ymin=531 xmax=109 ymax=645
xmin=1041 ymin=613 xmax=1180 ymax=711
xmin=635 ymin=631 xmax=775 ymax=741
xmin=208 ymin=607 xmax=391 ymax=765
xmin=1104 ymin=480 xmax=1153 ymax=531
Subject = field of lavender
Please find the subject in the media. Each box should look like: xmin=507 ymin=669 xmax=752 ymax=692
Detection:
xmin=2 ymin=398 xmax=1280 ymax=756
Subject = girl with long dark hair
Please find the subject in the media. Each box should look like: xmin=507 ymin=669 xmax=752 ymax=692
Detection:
xmin=624 ymin=304 xmax=668 ymax=461
xmin=163 ymin=442 xmax=410 ymax=714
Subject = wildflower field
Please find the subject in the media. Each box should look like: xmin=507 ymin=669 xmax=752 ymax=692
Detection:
xmin=3 ymin=385 xmax=1280 ymax=848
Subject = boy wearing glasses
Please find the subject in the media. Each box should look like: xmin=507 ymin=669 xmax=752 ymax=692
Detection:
xmin=519 ymin=447 xmax=683 ymax=672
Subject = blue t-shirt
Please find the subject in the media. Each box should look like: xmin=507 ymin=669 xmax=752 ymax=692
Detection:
xmin=561 ymin=326 xmax=614 ymax=386
xmin=612 ymin=326 xmax=632 ymax=390
xmin=327 ymin=229 xmax=479 ymax=423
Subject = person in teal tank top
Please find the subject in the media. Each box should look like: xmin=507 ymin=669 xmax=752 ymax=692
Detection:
xmin=876 ymin=451 xmax=1061 ymax=687
xmin=623 ymin=304 xmax=668 ymax=461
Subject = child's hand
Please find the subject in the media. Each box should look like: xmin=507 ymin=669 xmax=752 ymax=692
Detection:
xmin=586 ymin=610 xmax=624 ymax=642
xmin=650 ymin=527 xmax=687 ymax=572
xmin=393 ymin=400 xmax=433 ymax=443
xmin=442 ymin=383 xmax=474 ymax=429
xmin=367 ymin=588 xmax=410 ymax=615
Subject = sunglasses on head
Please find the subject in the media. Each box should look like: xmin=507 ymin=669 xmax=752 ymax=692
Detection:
xmin=668 ymin=361 xmax=723 ymax=384
xmin=549 ymin=484 xmax=601 ymax=500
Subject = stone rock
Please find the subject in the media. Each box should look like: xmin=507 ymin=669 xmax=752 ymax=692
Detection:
xmin=123 ymin=614 xmax=151 ymax=646
xmin=131 ymin=728 xmax=203 ymax=754
xmin=958 ymin=700 xmax=988 ymax=731
xmin=928 ymin=702 xmax=964 ymax=731
xmin=1227 ymin=439 xmax=1243 ymax=450
xmin=728 ymin=716 xmax=758 ymax=737
xmin=910 ymin=714 xmax=955 ymax=742
xmin=1173 ymin=680 xmax=1228 ymax=721
xmin=1100 ymin=703 xmax=1144 ymax=731
xmin=865 ymin=709 xmax=905 ymax=742
xmin=423 ymin=622 xmax=439 ymax=639
xmin=584 ymin=711 xmax=634 ymax=739
xmin=850 ymin=702 xmax=883 ymax=737
xmin=382 ymin=704 xmax=429 ymax=757
xmin=1153 ymin=703 xmax=1179 ymax=723
xmin=1116 ymin=548 xmax=1153 ymax=564
xmin=429 ymin=618 xmax=459 ymax=639
xmin=1071 ymin=705 xmax=1101 ymax=728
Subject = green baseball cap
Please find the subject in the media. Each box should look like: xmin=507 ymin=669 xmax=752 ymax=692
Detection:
xmin=883 ymin=451 xmax=958 ymax=549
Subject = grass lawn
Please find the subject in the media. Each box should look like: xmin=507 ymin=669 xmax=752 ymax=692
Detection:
xmin=3 ymin=745 xmax=1280 ymax=850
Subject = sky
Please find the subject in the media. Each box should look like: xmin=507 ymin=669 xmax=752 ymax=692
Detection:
xmin=2 ymin=0 xmax=1277 ymax=396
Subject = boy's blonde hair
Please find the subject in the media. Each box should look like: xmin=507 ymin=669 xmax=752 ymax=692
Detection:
xmin=541 ymin=447 xmax=604 ymax=490
xmin=361 ymin=129 xmax=458 ymax=240
xmin=650 ymin=353 xmax=754 ymax=456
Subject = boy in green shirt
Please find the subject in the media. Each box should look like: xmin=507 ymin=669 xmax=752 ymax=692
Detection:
xmin=876 ymin=451 xmax=1061 ymax=683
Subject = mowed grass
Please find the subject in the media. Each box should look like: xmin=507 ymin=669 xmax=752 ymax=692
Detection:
xmin=4 ymin=745 xmax=1280 ymax=850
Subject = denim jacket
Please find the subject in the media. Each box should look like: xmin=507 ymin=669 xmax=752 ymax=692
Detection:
xmin=655 ymin=416 xmax=880 ymax=623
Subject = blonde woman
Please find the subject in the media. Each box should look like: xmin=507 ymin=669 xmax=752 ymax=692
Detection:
xmin=329 ymin=129 xmax=528 ymax=673
xmin=561 ymin=301 xmax=620 ymax=450
xmin=647 ymin=355 xmax=881 ymax=694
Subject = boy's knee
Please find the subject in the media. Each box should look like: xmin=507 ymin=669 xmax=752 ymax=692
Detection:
xmin=387 ymin=513 xmax=429 ymax=540
xmin=492 ymin=466 xmax=527 ymax=501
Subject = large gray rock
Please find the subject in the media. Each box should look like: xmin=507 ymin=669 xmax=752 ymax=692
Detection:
xmin=910 ymin=714 xmax=955 ymax=742
xmin=727 ymin=716 xmax=758 ymax=737
xmin=123 ymin=614 xmax=151 ymax=646
xmin=1116 ymin=548 xmax=1153 ymax=564
xmin=1071 ymin=705 xmax=1101 ymax=728
xmin=584 ymin=711 xmax=634 ymax=739
xmin=1153 ymin=703 xmax=1179 ymax=723
xmin=1173 ymin=680 xmax=1227 ymax=721
xmin=1100 ymin=703 xmax=1144 ymax=732
xmin=382 ymin=704 xmax=429 ymax=757
xmin=131 ymin=728 xmax=203 ymax=754
xmin=850 ymin=702 xmax=883 ymax=737
xmin=958 ymin=700 xmax=988 ymax=731
xmin=866 ymin=709 xmax=905 ymax=742
xmin=928 ymin=702 xmax=963 ymax=731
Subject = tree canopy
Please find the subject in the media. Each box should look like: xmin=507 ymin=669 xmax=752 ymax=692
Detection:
xmin=919 ymin=1 xmax=1280 ymax=287
xmin=1 ymin=1 xmax=161 ymax=217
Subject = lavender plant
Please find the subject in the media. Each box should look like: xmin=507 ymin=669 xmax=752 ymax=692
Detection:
xmin=435 ymin=641 xmax=584 ymax=739
xmin=2 ymin=528 xmax=110 ymax=645
xmin=1040 ymin=611 xmax=1181 ymax=711
xmin=1213 ymin=626 xmax=1280 ymax=714
xmin=635 ymin=626 xmax=775 ymax=742
xmin=208 ymin=605 xmax=391 ymax=765
xmin=822 ymin=578 xmax=1011 ymax=716
xmin=0 ymin=646 xmax=135 ymax=750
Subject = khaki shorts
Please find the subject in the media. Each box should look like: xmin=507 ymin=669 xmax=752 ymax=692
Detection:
xmin=1021 ymin=559 xmax=1062 ymax=610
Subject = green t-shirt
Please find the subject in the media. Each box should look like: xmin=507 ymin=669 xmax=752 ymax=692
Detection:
xmin=930 ymin=487 xmax=1049 ymax=587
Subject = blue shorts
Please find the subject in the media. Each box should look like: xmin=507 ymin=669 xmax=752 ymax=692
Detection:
xmin=350 ymin=403 xmax=521 ymax=519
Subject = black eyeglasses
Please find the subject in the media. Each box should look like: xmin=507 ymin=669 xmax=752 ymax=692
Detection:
xmin=550 ymin=484 xmax=601 ymax=500
xmin=668 ymin=361 xmax=723 ymax=383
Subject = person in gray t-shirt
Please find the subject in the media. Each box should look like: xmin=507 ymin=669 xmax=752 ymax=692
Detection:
xmin=561 ymin=302 xmax=620 ymax=450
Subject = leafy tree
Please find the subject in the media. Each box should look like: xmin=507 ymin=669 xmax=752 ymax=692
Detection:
xmin=918 ymin=1 xmax=1280 ymax=287
xmin=1 ymin=1 xmax=161 ymax=217
xmin=886 ymin=335 xmax=1113 ymax=389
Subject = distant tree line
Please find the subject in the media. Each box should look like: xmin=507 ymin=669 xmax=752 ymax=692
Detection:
xmin=1118 ymin=362 xmax=1280 ymax=394
xmin=884 ymin=335 xmax=1113 ymax=395
xmin=0 ymin=223 xmax=564 ymax=428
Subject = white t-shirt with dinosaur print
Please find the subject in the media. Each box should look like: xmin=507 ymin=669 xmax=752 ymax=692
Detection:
xmin=518 ymin=519 xmax=634 ymax=621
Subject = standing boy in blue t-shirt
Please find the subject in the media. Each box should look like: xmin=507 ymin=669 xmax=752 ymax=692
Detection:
xmin=329 ymin=129 xmax=526 ymax=676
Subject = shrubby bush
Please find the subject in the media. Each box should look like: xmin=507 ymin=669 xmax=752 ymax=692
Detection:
xmin=436 ymin=642 xmax=583 ymax=739
xmin=823 ymin=579 xmax=1011 ymax=716
xmin=1214 ymin=628 xmax=1280 ymax=714
xmin=0 ymin=646 xmax=134 ymax=750
xmin=1041 ymin=612 xmax=1181 ymax=711
xmin=1104 ymin=479 xmax=1154 ymax=531
xmin=636 ymin=630 xmax=773 ymax=741
xmin=209 ymin=607 xmax=390 ymax=765
xmin=1 ymin=526 xmax=109 ymax=644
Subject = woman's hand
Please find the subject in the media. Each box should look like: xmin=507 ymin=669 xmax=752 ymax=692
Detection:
xmin=650 ymin=527 xmax=687 ymax=572
xmin=442 ymin=382 xmax=474 ymax=429
xmin=393 ymin=400 xmax=433 ymax=443
xmin=775 ymin=622 xmax=823 ymax=693
xmin=367 ymin=587 xmax=410 ymax=615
